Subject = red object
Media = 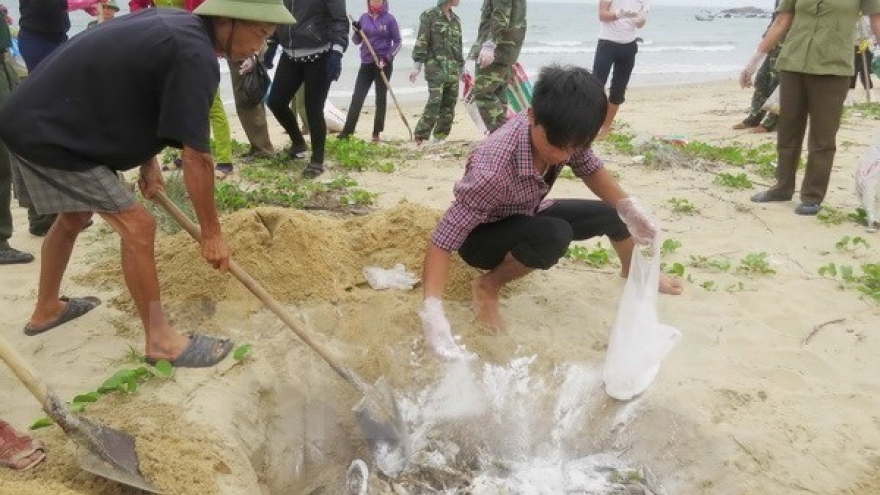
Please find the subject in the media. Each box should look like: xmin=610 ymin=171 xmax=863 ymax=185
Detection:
xmin=129 ymin=0 xmax=204 ymax=13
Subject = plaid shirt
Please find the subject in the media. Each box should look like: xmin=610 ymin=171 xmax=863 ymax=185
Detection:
xmin=432 ymin=113 xmax=604 ymax=251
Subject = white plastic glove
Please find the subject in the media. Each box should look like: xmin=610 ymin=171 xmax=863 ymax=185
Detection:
xmin=239 ymin=57 xmax=255 ymax=75
xmin=615 ymin=8 xmax=640 ymax=19
xmin=409 ymin=63 xmax=422 ymax=83
xmin=419 ymin=297 xmax=463 ymax=361
xmin=740 ymin=50 xmax=766 ymax=89
xmin=616 ymin=197 xmax=659 ymax=246
xmin=477 ymin=41 xmax=496 ymax=69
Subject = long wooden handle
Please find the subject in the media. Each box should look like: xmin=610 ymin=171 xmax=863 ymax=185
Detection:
xmin=153 ymin=192 xmax=370 ymax=396
xmin=348 ymin=14 xmax=413 ymax=141
xmin=0 ymin=334 xmax=50 ymax=406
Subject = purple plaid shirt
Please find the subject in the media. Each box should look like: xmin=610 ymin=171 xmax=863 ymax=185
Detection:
xmin=432 ymin=113 xmax=604 ymax=251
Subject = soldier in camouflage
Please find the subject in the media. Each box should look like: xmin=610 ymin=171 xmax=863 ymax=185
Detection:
xmin=468 ymin=0 xmax=526 ymax=133
xmin=733 ymin=0 xmax=781 ymax=133
xmin=410 ymin=0 xmax=464 ymax=144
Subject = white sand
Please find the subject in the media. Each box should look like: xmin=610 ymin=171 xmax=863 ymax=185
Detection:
xmin=1 ymin=78 xmax=879 ymax=495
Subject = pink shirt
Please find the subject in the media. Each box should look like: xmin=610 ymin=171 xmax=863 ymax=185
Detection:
xmin=432 ymin=113 xmax=604 ymax=251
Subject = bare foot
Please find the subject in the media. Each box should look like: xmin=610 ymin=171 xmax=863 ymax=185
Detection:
xmin=659 ymin=273 xmax=684 ymax=295
xmin=472 ymin=277 xmax=505 ymax=333
xmin=145 ymin=332 xmax=193 ymax=361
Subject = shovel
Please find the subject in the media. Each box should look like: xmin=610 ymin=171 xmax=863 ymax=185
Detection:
xmin=0 ymin=335 xmax=162 ymax=493
xmin=153 ymin=191 xmax=411 ymax=476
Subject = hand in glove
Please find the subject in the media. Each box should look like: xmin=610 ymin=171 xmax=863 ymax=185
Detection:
xmin=615 ymin=8 xmax=640 ymax=19
xmin=419 ymin=298 xmax=463 ymax=361
xmin=239 ymin=56 xmax=256 ymax=75
xmin=616 ymin=197 xmax=659 ymax=246
xmin=477 ymin=41 xmax=496 ymax=69
xmin=351 ymin=20 xmax=362 ymax=33
xmin=409 ymin=66 xmax=421 ymax=83
xmin=67 ymin=0 xmax=99 ymax=13
xmin=740 ymin=50 xmax=766 ymax=89
xmin=263 ymin=40 xmax=279 ymax=70
xmin=326 ymin=50 xmax=343 ymax=82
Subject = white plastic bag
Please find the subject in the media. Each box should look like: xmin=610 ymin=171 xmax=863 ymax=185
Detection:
xmin=855 ymin=134 xmax=880 ymax=231
xmin=761 ymin=85 xmax=780 ymax=115
xmin=363 ymin=263 xmax=419 ymax=290
xmin=602 ymin=244 xmax=681 ymax=400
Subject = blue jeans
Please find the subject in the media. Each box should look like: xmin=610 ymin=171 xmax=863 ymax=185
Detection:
xmin=18 ymin=29 xmax=67 ymax=72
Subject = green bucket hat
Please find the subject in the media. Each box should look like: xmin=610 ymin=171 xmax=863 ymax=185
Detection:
xmin=194 ymin=0 xmax=295 ymax=24
xmin=102 ymin=0 xmax=120 ymax=11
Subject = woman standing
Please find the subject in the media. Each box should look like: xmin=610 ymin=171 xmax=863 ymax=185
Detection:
xmin=742 ymin=1 xmax=880 ymax=216
xmin=592 ymin=0 xmax=648 ymax=139
xmin=266 ymin=0 xmax=349 ymax=179
xmin=338 ymin=0 xmax=401 ymax=142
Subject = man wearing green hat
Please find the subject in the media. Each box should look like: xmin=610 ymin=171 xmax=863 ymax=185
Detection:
xmin=87 ymin=0 xmax=121 ymax=28
xmin=0 ymin=0 xmax=294 ymax=368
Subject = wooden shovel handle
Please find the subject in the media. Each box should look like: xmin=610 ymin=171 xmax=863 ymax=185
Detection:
xmin=152 ymin=192 xmax=370 ymax=396
xmin=0 ymin=334 xmax=50 ymax=406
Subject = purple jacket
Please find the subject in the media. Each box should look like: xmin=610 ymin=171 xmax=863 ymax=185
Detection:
xmin=352 ymin=0 xmax=401 ymax=65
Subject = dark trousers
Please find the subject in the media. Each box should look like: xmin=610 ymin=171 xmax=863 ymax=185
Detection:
xmin=266 ymin=52 xmax=332 ymax=164
xmin=592 ymin=39 xmax=638 ymax=105
xmin=774 ymin=71 xmax=850 ymax=204
xmin=17 ymin=29 xmax=66 ymax=71
xmin=340 ymin=62 xmax=393 ymax=137
xmin=458 ymin=199 xmax=631 ymax=270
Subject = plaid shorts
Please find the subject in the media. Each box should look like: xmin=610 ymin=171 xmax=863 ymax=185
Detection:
xmin=11 ymin=154 xmax=136 ymax=215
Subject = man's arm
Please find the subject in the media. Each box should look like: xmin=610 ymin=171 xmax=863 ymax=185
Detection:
xmin=489 ymin=0 xmax=514 ymax=42
xmin=422 ymin=243 xmax=452 ymax=300
xmin=583 ymin=167 xmax=628 ymax=206
xmin=180 ymin=146 xmax=230 ymax=271
xmin=756 ymin=12 xmax=792 ymax=53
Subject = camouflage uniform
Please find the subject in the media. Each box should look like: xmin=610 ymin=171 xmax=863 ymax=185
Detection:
xmin=468 ymin=0 xmax=526 ymax=132
xmin=743 ymin=44 xmax=781 ymax=131
xmin=412 ymin=1 xmax=464 ymax=141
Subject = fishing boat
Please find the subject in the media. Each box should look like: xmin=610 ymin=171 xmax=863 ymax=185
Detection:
xmin=695 ymin=10 xmax=715 ymax=21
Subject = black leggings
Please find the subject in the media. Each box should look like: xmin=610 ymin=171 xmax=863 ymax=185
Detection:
xmin=592 ymin=39 xmax=638 ymax=105
xmin=458 ymin=199 xmax=631 ymax=270
xmin=340 ymin=61 xmax=393 ymax=136
xmin=267 ymin=51 xmax=332 ymax=164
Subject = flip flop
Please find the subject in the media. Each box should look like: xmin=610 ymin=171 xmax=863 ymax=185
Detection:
xmin=145 ymin=334 xmax=234 ymax=369
xmin=23 ymin=296 xmax=102 ymax=336
xmin=0 ymin=420 xmax=46 ymax=471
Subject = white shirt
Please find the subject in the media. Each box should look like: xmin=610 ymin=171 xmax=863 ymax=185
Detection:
xmin=598 ymin=0 xmax=649 ymax=44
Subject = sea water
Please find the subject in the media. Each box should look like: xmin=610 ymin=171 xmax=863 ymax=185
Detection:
xmin=4 ymin=0 xmax=774 ymax=110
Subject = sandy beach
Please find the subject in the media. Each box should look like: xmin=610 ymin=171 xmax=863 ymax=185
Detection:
xmin=1 ymin=78 xmax=879 ymax=495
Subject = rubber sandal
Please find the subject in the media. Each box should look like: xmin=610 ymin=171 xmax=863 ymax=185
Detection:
xmin=0 ymin=248 xmax=34 ymax=265
xmin=23 ymin=296 xmax=102 ymax=336
xmin=145 ymin=334 xmax=234 ymax=368
xmin=0 ymin=420 xmax=46 ymax=471
xmin=750 ymin=190 xmax=792 ymax=203
xmin=794 ymin=203 xmax=821 ymax=216
xmin=214 ymin=163 xmax=233 ymax=180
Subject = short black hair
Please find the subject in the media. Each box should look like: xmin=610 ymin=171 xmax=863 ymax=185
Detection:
xmin=531 ymin=64 xmax=607 ymax=149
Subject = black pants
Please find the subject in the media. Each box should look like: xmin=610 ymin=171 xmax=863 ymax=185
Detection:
xmin=592 ymin=39 xmax=638 ymax=105
xmin=851 ymin=47 xmax=874 ymax=90
xmin=340 ymin=62 xmax=393 ymax=137
xmin=267 ymin=51 xmax=332 ymax=164
xmin=459 ymin=199 xmax=631 ymax=270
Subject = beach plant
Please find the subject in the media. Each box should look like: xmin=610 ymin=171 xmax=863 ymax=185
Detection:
xmin=664 ymin=262 xmax=685 ymax=277
xmin=666 ymin=197 xmax=699 ymax=215
xmin=30 ymin=360 xmax=174 ymax=430
xmin=818 ymin=262 xmax=880 ymax=303
xmin=847 ymin=102 xmax=880 ymax=120
xmin=835 ymin=236 xmax=870 ymax=252
xmin=736 ymin=252 xmax=775 ymax=275
xmin=565 ymin=243 xmax=616 ymax=268
xmin=713 ymin=172 xmax=753 ymax=189
xmin=660 ymin=238 xmax=682 ymax=255
xmin=327 ymin=137 xmax=397 ymax=172
xmin=816 ymin=206 xmax=851 ymax=226
xmin=689 ymin=255 xmax=732 ymax=272
xmin=605 ymin=131 xmax=636 ymax=155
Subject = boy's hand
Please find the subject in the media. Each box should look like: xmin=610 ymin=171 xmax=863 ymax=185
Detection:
xmin=419 ymin=298 xmax=463 ymax=361
xmin=477 ymin=41 xmax=496 ymax=69
xmin=617 ymin=197 xmax=659 ymax=246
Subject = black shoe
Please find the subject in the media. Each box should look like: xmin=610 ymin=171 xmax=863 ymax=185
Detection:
xmin=285 ymin=144 xmax=308 ymax=159
xmin=750 ymin=190 xmax=792 ymax=203
xmin=794 ymin=203 xmax=821 ymax=216
xmin=302 ymin=163 xmax=324 ymax=179
xmin=0 ymin=248 xmax=34 ymax=265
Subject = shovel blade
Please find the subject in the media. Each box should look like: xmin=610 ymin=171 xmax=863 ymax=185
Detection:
xmin=353 ymin=378 xmax=410 ymax=477
xmin=71 ymin=417 xmax=163 ymax=494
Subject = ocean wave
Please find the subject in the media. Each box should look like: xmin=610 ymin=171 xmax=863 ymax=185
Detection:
xmin=520 ymin=44 xmax=736 ymax=55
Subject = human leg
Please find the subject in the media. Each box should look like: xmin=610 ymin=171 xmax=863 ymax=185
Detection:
xmin=474 ymin=62 xmax=511 ymax=132
xmin=414 ymin=81 xmax=443 ymax=141
xmin=599 ymin=41 xmax=637 ymax=138
xmin=267 ymin=54 xmax=308 ymax=155
xmin=433 ymin=79 xmax=460 ymax=140
xmin=339 ymin=64 xmax=374 ymax=138
xmin=768 ymin=71 xmax=808 ymax=199
xmin=798 ymin=74 xmax=849 ymax=208
xmin=373 ymin=62 xmax=392 ymax=138
xmin=209 ymin=91 xmax=233 ymax=176
xmin=227 ymin=58 xmax=274 ymax=156
xmin=16 ymin=30 xmax=64 ymax=72
xmin=302 ymin=54 xmax=332 ymax=172
xmin=459 ymin=215 xmax=573 ymax=330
